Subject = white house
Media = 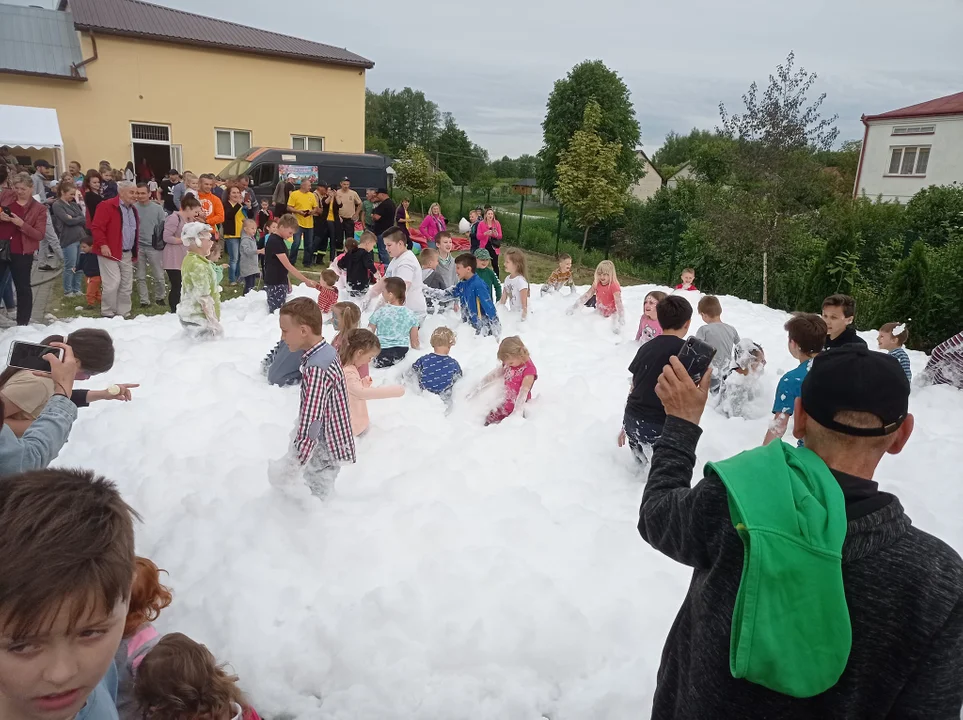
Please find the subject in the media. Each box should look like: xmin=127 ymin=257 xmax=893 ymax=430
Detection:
xmin=666 ymin=161 xmax=698 ymax=189
xmin=629 ymin=149 xmax=665 ymax=201
xmin=854 ymin=91 xmax=963 ymax=202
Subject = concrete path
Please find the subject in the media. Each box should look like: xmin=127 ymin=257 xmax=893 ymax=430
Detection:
xmin=30 ymin=264 xmax=62 ymax=324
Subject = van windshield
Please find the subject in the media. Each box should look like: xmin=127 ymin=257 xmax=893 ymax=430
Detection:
xmin=217 ymin=159 xmax=251 ymax=178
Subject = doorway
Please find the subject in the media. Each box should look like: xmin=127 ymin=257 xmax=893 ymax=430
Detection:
xmin=130 ymin=122 xmax=173 ymax=182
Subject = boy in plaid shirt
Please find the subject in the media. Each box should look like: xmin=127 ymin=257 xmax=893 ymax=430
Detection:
xmin=272 ymin=297 xmax=355 ymax=499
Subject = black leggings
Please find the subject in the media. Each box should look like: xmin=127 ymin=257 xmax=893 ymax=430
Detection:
xmin=0 ymin=254 xmax=35 ymax=326
xmin=166 ymin=269 xmax=181 ymax=312
xmin=490 ymin=250 xmax=500 ymax=276
xmin=374 ymin=346 xmax=408 ymax=368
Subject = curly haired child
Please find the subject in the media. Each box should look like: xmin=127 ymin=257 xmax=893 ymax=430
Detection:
xmin=134 ymin=632 xmax=261 ymax=720
xmin=113 ymin=557 xmax=174 ymax=720
xmin=636 ymin=290 xmax=666 ymax=343
xmin=570 ymin=260 xmax=624 ymax=330
xmin=339 ymin=328 xmax=405 ymax=436
xmin=470 ymin=335 xmax=538 ymax=425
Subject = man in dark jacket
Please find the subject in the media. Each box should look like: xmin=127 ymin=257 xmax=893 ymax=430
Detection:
xmin=639 ymin=347 xmax=963 ymax=718
xmin=91 ymin=181 xmax=139 ymax=318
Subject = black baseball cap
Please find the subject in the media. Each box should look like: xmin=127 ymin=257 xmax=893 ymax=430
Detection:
xmin=341 ymin=176 xmax=350 ymax=182
xmin=801 ymin=346 xmax=910 ymax=436
xmin=34 ymin=159 xmax=51 ymax=168
xmin=376 ymin=187 xmax=388 ymax=194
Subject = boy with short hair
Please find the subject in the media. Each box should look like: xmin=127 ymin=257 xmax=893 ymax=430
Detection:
xmin=446 ymin=253 xmax=501 ymax=336
xmin=620 ymin=295 xmax=692 ymax=472
xmin=878 ymin=321 xmax=912 ymax=381
xmin=762 ymin=312 xmax=828 ymax=446
xmin=469 ymin=208 xmax=484 ymax=253
xmin=317 ymin=269 xmax=340 ymax=314
xmin=419 ymin=248 xmax=449 ymax=315
xmin=274 ymin=297 xmax=355 ymax=500
xmin=368 ymin=277 xmax=420 ymax=368
xmin=406 ymin=326 xmax=463 ymax=404
xmin=696 ymin=295 xmax=740 ymax=389
xmin=239 ymin=218 xmax=260 ymax=295
xmin=822 ymin=293 xmax=867 ymax=349
xmin=78 ymin=238 xmax=103 ymax=310
xmin=676 ymin=267 xmax=698 ymax=291
xmin=434 ymin=231 xmax=458 ymax=288
xmin=473 ymin=248 xmax=502 ymax=302
xmin=541 ymin=253 xmax=575 ymax=295
xmin=337 ymin=230 xmax=379 ymax=300
xmin=262 ymin=214 xmax=319 ymax=313
xmin=0 ymin=468 xmax=138 ymax=720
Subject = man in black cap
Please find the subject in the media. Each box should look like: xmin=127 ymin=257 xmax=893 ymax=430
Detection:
xmin=370 ymin=188 xmax=395 ymax=265
xmin=31 ymin=159 xmax=53 ymax=203
xmin=637 ymin=347 xmax=963 ymax=718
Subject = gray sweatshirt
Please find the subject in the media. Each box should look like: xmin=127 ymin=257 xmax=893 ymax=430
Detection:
xmin=239 ymin=233 xmax=259 ymax=278
xmin=435 ymin=253 xmax=458 ymax=288
xmin=51 ymin=199 xmax=88 ymax=247
xmin=696 ymin=321 xmax=740 ymax=373
xmin=135 ymin=202 xmax=166 ymax=246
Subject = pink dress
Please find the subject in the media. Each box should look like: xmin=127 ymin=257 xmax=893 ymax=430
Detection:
xmin=636 ymin=316 xmax=663 ymax=343
xmin=594 ymin=281 xmax=621 ymax=317
xmin=486 ymin=359 xmax=537 ymax=425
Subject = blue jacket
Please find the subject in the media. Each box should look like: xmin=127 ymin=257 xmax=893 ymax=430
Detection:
xmin=451 ymin=274 xmax=499 ymax=332
xmin=77 ymin=662 xmax=119 ymax=720
xmin=0 ymin=394 xmax=76 ymax=478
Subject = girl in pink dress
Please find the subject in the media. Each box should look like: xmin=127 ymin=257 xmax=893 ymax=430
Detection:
xmin=636 ymin=290 xmax=667 ymax=343
xmin=470 ymin=336 xmax=538 ymax=425
xmin=477 ymin=208 xmax=503 ymax=275
xmin=569 ymin=260 xmax=625 ymax=331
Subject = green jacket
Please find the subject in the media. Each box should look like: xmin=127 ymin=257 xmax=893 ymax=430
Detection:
xmin=476 ymin=266 xmax=501 ymax=301
xmin=706 ymin=440 xmax=851 ymax=698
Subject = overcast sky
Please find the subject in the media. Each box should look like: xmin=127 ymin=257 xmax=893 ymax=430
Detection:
xmin=13 ymin=0 xmax=963 ymax=157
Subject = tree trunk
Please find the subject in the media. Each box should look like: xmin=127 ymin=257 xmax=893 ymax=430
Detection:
xmin=762 ymin=250 xmax=768 ymax=306
xmin=577 ymin=225 xmax=591 ymax=268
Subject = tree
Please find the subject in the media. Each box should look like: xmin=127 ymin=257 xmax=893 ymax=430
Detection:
xmin=883 ymin=241 xmax=930 ymax=345
xmin=554 ymin=101 xmax=628 ymax=264
xmin=719 ymin=51 xmax=839 ymax=151
xmin=434 ymin=114 xmax=480 ymax=185
xmin=365 ymin=135 xmax=390 ymax=154
xmin=537 ymin=60 xmax=643 ymax=196
xmin=652 ymin=129 xmax=721 ymax=173
xmin=366 ymin=88 xmax=441 ymax=155
xmin=903 ymin=183 xmax=963 ymax=248
xmin=394 ymin=145 xmax=437 ymax=211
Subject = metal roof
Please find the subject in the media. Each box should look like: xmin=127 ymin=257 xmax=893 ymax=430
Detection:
xmin=62 ymin=0 xmax=374 ymax=69
xmin=864 ymin=91 xmax=963 ymax=122
xmin=0 ymin=4 xmax=86 ymax=81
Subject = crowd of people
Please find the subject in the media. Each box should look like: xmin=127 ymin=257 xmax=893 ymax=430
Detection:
xmin=2 ymin=160 xmax=963 ymax=718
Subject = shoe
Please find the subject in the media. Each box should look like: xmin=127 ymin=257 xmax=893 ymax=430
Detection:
xmin=155 ymin=299 xmax=166 ymax=306
xmin=140 ymin=302 xmax=150 ymax=308
xmin=38 ymin=264 xmax=56 ymax=271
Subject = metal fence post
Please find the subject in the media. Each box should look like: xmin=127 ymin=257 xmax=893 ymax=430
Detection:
xmin=517 ymin=194 xmax=525 ymax=244
xmin=486 ymin=187 xmax=491 ymax=205
xmin=437 ymin=180 xmax=442 ymax=206
xmin=459 ymin=185 xmax=465 ymax=219
xmin=554 ymin=204 xmax=563 ymax=257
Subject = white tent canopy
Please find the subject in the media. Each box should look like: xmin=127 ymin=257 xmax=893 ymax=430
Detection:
xmin=0 ymin=105 xmax=66 ymax=173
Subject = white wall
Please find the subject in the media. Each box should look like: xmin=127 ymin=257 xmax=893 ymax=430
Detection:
xmin=856 ymin=115 xmax=963 ymax=202
xmin=666 ymin=164 xmax=696 ymax=189
xmin=630 ymin=157 xmax=663 ymax=201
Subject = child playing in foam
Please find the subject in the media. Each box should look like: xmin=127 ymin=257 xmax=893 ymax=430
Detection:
xmin=339 ymin=328 xmax=405 ymax=436
xmin=176 ymin=221 xmax=223 ymax=337
xmin=636 ymin=290 xmax=666 ymax=343
xmin=716 ymin=338 xmax=767 ymax=419
xmin=470 ymin=335 xmax=538 ymax=425
xmin=499 ymin=248 xmax=530 ymax=321
xmin=570 ymin=260 xmax=624 ymax=331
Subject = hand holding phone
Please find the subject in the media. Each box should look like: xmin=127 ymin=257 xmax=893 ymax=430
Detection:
xmin=676 ymin=336 xmax=717 ymax=385
xmin=8 ymin=341 xmax=66 ymax=373
xmin=656 ymin=354 xmax=713 ymax=426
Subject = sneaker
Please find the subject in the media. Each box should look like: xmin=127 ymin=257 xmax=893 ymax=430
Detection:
xmin=38 ymin=264 xmax=56 ymax=271
xmin=155 ymin=299 xmax=166 ymax=306
xmin=86 ymin=305 xmax=96 ymax=310
xmin=140 ymin=302 xmax=150 ymax=308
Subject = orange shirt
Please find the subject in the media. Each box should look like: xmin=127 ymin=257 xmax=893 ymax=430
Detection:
xmin=198 ymin=192 xmax=224 ymax=235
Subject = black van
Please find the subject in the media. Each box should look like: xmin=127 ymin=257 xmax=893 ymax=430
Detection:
xmin=217 ymin=148 xmax=391 ymax=202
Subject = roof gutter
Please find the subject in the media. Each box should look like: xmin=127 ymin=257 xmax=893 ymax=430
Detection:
xmin=0 ymin=67 xmax=86 ymax=83
xmin=71 ymin=30 xmax=98 ymax=78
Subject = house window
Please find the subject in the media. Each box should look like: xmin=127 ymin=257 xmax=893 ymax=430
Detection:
xmin=887 ymin=146 xmax=930 ymax=176
xmin=292 ymin=135 xmax=324 ymax=151
xmin=215 ymin=128 xmax=252 ymax=159
xmin=892 ymin=125 xmax=935 ymax=136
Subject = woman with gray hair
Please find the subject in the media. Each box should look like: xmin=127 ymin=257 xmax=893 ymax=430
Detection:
xmin=0 ymin=172 xmax=46 ymax=324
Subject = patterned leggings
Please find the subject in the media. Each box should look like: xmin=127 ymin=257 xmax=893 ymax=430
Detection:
xmin=266 ymin=284 xmax=288 ymax=313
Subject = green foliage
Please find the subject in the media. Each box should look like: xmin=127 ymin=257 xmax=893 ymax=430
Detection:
xmin=394 ymin=145 xmax=438 ymax=203
xmin=435 ymin=114 xmax=487 ymax=185
xmin=490 ymin=154 xmax=540 ymax=179
xmin=366 ymin=88 xmax=441 ymax=156
xmin=537 ymin=60 xmax=643 ymax=196
xmin=365 ymin=135 xmax=391 ymax=154
xmin=651 ymin=129 xmax=721 ymax=171
xmin=883 ymin=241 xmax=929 ymax=344
xmin=903 ymin=183 xmax=963 ymax=248
xmin=554 ymin=101 xmax=628 ymax=260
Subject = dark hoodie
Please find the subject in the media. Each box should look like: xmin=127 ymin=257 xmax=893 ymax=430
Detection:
xmin=638 ymin=416 xmax=963 ymax=719
xmin=336 ymin=247 xmax=377 ymax=293
xmin=825 ymin=324 xmax=868 ymax=350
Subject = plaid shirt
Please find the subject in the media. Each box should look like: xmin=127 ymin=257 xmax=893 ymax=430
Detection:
xmin=295 ymin=341 xmax=356 ymax=465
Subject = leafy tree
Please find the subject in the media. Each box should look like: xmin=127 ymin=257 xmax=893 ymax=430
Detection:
xmin=719 ymin=51 xmax=839 ymax=151
xmin=652 ymin=129 xmax=721 ymax=171
xmin=394 ymin=145 xmax=437 ymax=211
xmin=903 ymin=183 xmax=963 ymax=248
xmin=883 ymin=241 xmax=929 ymax=345
xmin=537 ymin=60 xmax=643 ymax=196
xmin=490 ymin=154 xmax=541 ymax=179
xmin=434 ymin=114 xmax=482 ymax=185
xmin=365 ymin=135 xmax=390 ymax=154
xmin=554 ymin=101 xmax=628 ymax=264
xmin=366 ymin=88 xmax=441 ymax=155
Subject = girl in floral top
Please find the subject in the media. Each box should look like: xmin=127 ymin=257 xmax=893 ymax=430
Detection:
xmin=636 ymin=290 xmax=667 ymax=343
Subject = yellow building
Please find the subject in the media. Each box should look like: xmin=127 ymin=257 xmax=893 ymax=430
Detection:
xmin=0 ymin=0 xmax=373 ymax=176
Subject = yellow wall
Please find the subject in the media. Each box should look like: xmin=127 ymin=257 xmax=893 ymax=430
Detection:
xmin=0 ymin=33 xmax=366 ymax=175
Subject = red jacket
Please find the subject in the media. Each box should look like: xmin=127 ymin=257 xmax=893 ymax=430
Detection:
xmin=0 ymin=189 xmax=46 ymax=255
xmin=91 ymin=196 xmax=139 ymax=260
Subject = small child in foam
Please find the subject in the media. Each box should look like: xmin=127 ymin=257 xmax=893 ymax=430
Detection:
xmin=470 ymin=335 xmax=538 ymax=425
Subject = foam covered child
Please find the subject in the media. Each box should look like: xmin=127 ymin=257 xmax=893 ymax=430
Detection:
xmin=176 ymin=221 xmax=223 ymax=337
xmin=406 ymin=326 xmax=463 ymax=404
xmin=541 ymin=253 xmax=575 ymax=295
xmin=339 ymin=328 xmax=405 ymax=436
xmin=569 ymin=260 xmax=624 ymax=331
xmin=499 ymin=248 xmax=530 ymax=321
xmin=716 ymin=339 xmax=767 ymax=419
xmin=469 ymin=335 xmax=538 ymax=425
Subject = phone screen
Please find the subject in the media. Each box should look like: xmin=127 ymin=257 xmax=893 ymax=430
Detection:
xmin=676 ymin=337 xmax=717 ymax=385
xmin=7 ymin=342 xmax=63 ymax=373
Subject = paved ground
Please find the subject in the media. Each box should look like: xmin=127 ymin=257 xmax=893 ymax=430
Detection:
xmin=30 ymin=264 xmax=62 ymax=324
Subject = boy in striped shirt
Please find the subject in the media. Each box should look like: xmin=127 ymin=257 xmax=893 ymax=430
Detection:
xmin=273 ymin=297 xmax=355 ymax=500
xmin=878 ymin=322 xmax=912 ymax=382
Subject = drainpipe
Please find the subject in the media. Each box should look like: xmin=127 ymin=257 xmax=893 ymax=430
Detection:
xmin=71 ymin=31 xmax=98 ymax=78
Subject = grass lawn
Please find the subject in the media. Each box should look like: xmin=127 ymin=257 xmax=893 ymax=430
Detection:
xmin=43 ymin=248 xmax=639 ymax=322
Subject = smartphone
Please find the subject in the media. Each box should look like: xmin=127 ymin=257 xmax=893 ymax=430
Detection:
xmin=676 ymin=337 xmax=717 ymax=384
xmin=1 ymin=206 xmax=12 ymax=216
xmin=7 ymin=341 xmax=64 ymax=373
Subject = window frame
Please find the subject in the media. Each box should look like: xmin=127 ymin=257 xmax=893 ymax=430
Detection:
xmin=214 ymin=128 xmax=253 ymax=160
xmin=891 ymin=125 xmax=935 ymax=136
xmin=885 ymin=145 xmax=931 ymax=177
xmin=291 ymin=135 xmax=325 ymax=152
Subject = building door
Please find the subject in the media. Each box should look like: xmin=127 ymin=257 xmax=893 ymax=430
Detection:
xmin=130 ymin=122 xmax=173 ymax=182
xmin=170 ymin=145 xmax=183 ymax=174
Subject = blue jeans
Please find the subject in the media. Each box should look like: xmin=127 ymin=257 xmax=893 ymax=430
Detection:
xmin=289 ymin=226 xmax=313 ymax=265
xmin=376 ymin=233 xmax=389 ymax=264
xmin=225 ymin=238 xmax=240 ymax=283
xmin=61 ymin=244 xmax=83 ymax=294
xmin=0 ymin=269 xmax=14 ymax=309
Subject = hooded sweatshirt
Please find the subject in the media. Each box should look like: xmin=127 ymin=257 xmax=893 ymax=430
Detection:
xmin=638 ymin=416 xmax=963 ymax=719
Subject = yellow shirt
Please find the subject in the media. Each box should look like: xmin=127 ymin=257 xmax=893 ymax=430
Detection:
xmin=327 ymin=200 xmax=335 ymax=222
xmin=287 ymin=190 xmax=318 ymax=229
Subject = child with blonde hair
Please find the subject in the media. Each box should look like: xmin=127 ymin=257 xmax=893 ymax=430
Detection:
xmin=676 ymin=267 xmax=698 ymax=291
xmin=114 ymin=557 xmax=174 ymax=720
xmin=134 ymin=633 xmax=262 ymax=720
xmin=177 ymin=221 xmax=223 ymax=337
xmin=470 ymin=335 xmax=538 ymax=425
xmin=406 ymin=326 xmax=463 ymax=403
xmin=499 ymin=248 xmax=530 ymax=321
xmin=338 ymin=329 xmax=405 ymax=436
xmin=570 ymin=260 xmax=624 ymax=330
xmin=636 ymin=290 xmax=666 ymax=343
xmin=331 ymin=301 xmax=361 ymax=351
xmin=541 ymin=253 xmax=575 ymax=295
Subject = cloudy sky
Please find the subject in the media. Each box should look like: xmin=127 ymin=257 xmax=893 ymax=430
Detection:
xmin=13 ymin=0 xmax=963 ymax=157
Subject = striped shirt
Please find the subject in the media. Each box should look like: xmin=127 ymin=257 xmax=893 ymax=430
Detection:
xmin=924 ymin=331 xmax=963 ymax=389
xmin=889 ymin=347 xmax=912 ymax=382
xmin=295 ymin=342 xmax=356 ymax=465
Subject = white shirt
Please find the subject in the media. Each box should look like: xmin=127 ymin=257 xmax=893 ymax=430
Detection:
xmin=386 ymin=250 xmax=427 ymax=317
xmin=502 ymin=274 xmax=530 ymax=312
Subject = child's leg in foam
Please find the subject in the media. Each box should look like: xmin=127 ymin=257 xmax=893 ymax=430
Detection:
xmin=303 ymin=447 xmax=340 ymax=500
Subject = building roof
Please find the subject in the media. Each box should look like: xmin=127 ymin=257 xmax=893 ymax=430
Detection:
xmin=635 ymin=148 xmax=664 ymax=181
xmin=0 ymin=4 xmax=86 ymax=81
xmin=60 ymin=0 xmax=374 ymax=69
xmin=863 ymin=91 xmax=963 ymax=122
xmin=513 ymin=178 xmax=538 ymax=187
